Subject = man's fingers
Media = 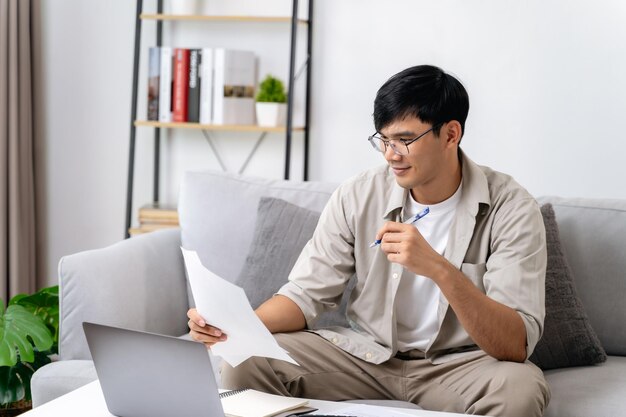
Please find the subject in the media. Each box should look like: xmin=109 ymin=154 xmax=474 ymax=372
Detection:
xmin=380 ymin=242 xmax=402 ymax=254
xmin=375 ymin=221 xmax=411 ymax=241
xmin=187 ymin=320 xmax=225 ymax=337
xmin=188 ymin=319 xmax=228 ymax=347
xmin=187 ymin=308 xmax=206 ymax=327
xmin=186 ymin=308 xmax=228 ymax=349
xmin=189 ymin=329 xmax=227 ymax=346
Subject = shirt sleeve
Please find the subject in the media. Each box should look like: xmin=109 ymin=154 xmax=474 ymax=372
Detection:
xmin=484 ymin=197 xmax=547 ymax=358
xmin=277 ymin=186 xmax=356 ymax=328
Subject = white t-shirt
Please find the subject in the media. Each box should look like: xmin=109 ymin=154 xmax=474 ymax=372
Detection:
xmin=395 ymin=184 xmax=463 ymax=352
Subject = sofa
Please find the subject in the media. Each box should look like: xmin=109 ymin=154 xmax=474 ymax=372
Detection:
xmin=31 ymin=169 xmax=626 ymax=416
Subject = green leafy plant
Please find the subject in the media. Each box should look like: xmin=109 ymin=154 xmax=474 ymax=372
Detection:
xmin=255 ymin=75 xmax=287 ymax=103
xmin=0 ymin=286 xmax=59 ymax=409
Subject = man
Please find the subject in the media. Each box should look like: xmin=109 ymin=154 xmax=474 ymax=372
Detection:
xmin=188 ymin=65 xmax=550 ymax=416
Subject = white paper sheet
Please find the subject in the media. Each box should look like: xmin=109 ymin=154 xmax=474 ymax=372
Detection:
xmin=181 ymin=248 xmax=299 ymax=367
xmin=311 ymin=404 xmax=417 ymax=417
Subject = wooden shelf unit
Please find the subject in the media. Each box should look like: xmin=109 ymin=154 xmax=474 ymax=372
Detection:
xmin=125 ymin=0 xmax=313 ymax=238
xmin=139 ymin=14 xmax=309 ymax=24
xmin=134 ymin=120 xmax=305 ymax=133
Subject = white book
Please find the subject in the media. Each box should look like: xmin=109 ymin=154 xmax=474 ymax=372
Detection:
xmin=199 ymin=48 xmax=213 ymax=124
xmin=212 ymin=48 xmax=256 ymax=125
xmin=158 ymin=46 xmax=172 ymax=122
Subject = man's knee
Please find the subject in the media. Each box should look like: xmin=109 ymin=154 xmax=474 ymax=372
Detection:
xmin=221 ymin=358 xmax=254 ymax=390
xmin=220 ymin=356 xmax=276 ymax=391
xmin=471 ymin=361 xmax=550 ymax=417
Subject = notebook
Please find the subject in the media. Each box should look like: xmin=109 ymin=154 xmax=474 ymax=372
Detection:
xmin=220 ymin=389 xmax=309 ymax=417
xmin=83 ymin=322 xmax=309 ymax=417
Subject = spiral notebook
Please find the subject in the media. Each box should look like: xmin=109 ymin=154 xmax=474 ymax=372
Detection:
xmin=220 ymin=388 xmax=310 ymax=417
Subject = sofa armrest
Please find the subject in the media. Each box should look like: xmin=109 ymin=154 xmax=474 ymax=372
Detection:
xmin=59 ymin=228 xmax=189 ymax=360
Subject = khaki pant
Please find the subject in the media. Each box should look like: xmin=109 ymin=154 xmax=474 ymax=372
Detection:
xmin=221 ymin=331 xmax=550 ymax=417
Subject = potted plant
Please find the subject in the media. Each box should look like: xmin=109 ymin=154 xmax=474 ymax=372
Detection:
xmin=0 ymin=286 xmax=59 ymax=416
xmin=255 ymin=75 xmax=288 ymax=127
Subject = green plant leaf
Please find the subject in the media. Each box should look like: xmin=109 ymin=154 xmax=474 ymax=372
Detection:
xmin=0 ymin=360 xmax=38 ymax=405
xmin=0 ymin=350 xmax=52 ymax=406
xmin=7 ymin=294 xmax=28 ymax=306
xmin=0 ymin=365 xmax=23 ymax=404
xmin=256 ymin=75 xmax=287 ymax=103
xmin=0 ymin=305 xmax=53 ymax=367
xmin=10 ymin=286 xmax=59 ymax=353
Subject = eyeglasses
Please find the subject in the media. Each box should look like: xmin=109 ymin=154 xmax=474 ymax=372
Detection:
xmin=368 ymin=123 xmax=443 ymax=156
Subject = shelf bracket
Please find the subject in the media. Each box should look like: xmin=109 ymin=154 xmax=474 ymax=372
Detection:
xmin=201 ymin=130 xmax=228 ymax=172
xmin=238 ymin=132 xmax=268 ymax=174
xmin=201 ymin=130 xmax=268 ymax=175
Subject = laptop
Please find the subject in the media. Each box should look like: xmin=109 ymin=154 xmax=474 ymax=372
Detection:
xmin=83 ymin=322 xmax=226 ymax=417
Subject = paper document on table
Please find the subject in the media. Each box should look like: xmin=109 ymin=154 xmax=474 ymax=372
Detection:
xmin=311 ymin=403 xmax=417 ymax=416
xmin=182 ymin=248 xmax=299 ymax=367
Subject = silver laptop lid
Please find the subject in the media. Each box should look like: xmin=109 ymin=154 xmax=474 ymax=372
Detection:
xmin=83 ymin=322 xmax=224 ymax=417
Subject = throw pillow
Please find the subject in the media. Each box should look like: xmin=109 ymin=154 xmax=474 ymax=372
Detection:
xmin=234 ymin=197 xmax=352 ymax=328
xmin=234 ymin=197 xmax=319 ymax=309
xmin=529 ymin=204 xmax=607 ymax=370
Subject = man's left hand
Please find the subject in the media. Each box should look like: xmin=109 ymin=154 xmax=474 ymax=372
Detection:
xmin=376 ymin=221 xmax=444 ymax=279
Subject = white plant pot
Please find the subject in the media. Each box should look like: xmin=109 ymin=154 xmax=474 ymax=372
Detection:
xmin=170 ymin=0 xmax=200 ymax=15
xmin=256 ymin=102 xmax=287 ymax=127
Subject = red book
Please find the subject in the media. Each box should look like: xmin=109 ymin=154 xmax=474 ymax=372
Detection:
xmin=172 ymin=48 xmax=190 ymax=122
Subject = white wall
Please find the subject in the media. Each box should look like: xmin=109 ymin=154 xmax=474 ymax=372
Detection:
xmin=38 ymin=1 xmax=135 ymax=286
xmin=311 ymin=0 xmax=626 ymax=194
xmin=38 ymin=0 xmax=626 ymax=286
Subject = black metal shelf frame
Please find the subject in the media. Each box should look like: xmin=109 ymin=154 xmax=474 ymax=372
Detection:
xmin=124 ymin=0 xmax=313 ymax=238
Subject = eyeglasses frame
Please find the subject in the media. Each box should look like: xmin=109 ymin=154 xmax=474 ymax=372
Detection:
xmin=368 ymin=122 xmax=444 ymax=155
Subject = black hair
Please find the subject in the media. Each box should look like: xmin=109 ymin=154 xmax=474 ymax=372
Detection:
xmin=373 ymin=65 xmax=469 ymax=138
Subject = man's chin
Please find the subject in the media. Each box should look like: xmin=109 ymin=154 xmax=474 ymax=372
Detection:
xmin=394 ymin=176 xmax=414 ymax=190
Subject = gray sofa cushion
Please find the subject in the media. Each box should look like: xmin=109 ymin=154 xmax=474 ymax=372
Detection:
xmin=31 ymin=360 xmax=97 ymax=407
xmin=58 ymin=228 xmax=188 ymax=360
xmin=544 ymin=356 xmax=626 ymax=417
xmin=235 ymin=197 xmax=322 ymax=309
xmin=179 ymin=170 xmax=338 ymax=307
xmin=234 ymin=197 xmax=353 ymax=328
xmin=529 ymin=204 xmax=606 ymax=370
xmin=538 ymin=197 xmax=626 ymax=356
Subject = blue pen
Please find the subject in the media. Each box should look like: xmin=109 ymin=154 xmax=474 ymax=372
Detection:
xmin=369 ymin=207 xmax=430 ymax=248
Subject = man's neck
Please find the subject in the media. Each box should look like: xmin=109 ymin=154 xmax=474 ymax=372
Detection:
xmin=410 ymin=158 xmax=462 ymax=205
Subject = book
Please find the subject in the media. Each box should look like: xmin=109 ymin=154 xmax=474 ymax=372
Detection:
xmin=128 ymin=223 xmax=179 ymax=236
xmin=137 ymin=216 xmax=179 ymax=226
xmin=158 ymin=46 xmax=172 ymax=122
xmin=199 ymin=47 xmax=213 ymax=124
xmin=219 ymin=389 xmax=309 ymax=417
xmin=172 ymin=48 xmax=190 ymax=122
xmin=138 ymin=203 xmax=179 ymax=224
xmin=147 ymin=47 xmax=160 ymax=121
xmin=187 ymin=48 xmax=201 ymax=123
xmin=213 ymin=48 xmax=256 ymax=125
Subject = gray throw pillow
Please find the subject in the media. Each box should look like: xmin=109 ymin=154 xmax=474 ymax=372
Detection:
xmin=529 ymin=204 xmax=607 ymax=370
xmin=234 ymin=197 xmax=352 ymax=328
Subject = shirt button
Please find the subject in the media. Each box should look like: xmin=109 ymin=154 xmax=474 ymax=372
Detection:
xmin=392 ymin=273 xmax=399 ymax=279
xmin=365 ymin=352 xmax=373 ymax=360
xmin=331 ymin=337 xmax=338 ymax=344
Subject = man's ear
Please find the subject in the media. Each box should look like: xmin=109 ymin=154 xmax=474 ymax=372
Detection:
xmin=444 ymin=120 xmax=462 ymax=148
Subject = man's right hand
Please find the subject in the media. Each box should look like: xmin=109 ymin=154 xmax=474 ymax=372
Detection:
xmin=187 ymin=308 xmax=227 ymax=348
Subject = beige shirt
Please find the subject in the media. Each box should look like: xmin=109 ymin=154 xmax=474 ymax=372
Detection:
xmin=278 ymin=151 xmax=547 ymax=364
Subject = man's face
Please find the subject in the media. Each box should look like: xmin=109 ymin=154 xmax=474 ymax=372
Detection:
xmin=378 ymin=117 xmax=451 ymax=193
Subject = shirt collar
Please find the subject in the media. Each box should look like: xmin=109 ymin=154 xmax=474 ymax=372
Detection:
xmin=382 ymin=149 xmax=491 ymax=220
xmin=383 ymin=175 xmax=408 ymax=220
xmin=458 ymin=149 xmax=491 ymax=217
